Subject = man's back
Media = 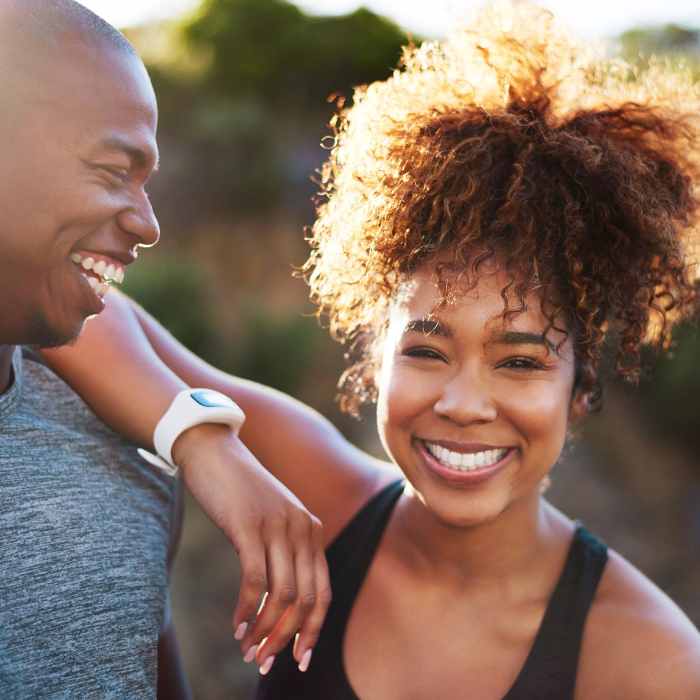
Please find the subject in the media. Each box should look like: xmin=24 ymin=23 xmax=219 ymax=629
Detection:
xmin=0 ymin=348 xmax=177 ymax=698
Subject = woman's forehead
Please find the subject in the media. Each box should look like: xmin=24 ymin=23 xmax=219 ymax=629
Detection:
xmin=391 ymin=264 xmax=570 ymax=343
xmin=395 ymin=264 xmax=538 ymax=313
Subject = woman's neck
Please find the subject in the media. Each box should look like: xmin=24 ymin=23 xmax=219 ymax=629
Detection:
xmin=390 ymin=487 xmax=570 ymax=593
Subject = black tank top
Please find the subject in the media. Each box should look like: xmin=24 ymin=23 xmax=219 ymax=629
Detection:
xmin=256 ymin=480 xmax=608 ymax=700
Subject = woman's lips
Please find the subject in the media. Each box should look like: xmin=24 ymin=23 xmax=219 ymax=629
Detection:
xmin=416 ymin=439 xmax=516 ymax=486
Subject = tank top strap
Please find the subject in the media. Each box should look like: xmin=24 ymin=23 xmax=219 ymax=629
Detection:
xmin=326 ymin=478 xmax=405 ymax=604
xmin=504 ymin=524 xmax=608 ymax=700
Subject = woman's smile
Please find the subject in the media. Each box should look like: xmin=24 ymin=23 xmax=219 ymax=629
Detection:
xmin=416 ymin=438 xmax=518 ymax=486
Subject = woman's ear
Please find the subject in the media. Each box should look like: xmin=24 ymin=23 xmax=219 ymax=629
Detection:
xmin=569 ymin=389 xmax=589 ymax=423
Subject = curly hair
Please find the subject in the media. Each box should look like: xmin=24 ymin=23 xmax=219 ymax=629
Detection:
xmin=304 ymin=2 xmax=700 ymax=416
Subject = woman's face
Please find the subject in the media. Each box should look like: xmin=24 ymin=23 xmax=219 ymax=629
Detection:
xmin=376 ymin=261 xmax=583 ymax=527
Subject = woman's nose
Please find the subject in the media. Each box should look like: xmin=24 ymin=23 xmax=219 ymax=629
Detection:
xmin=433 ymin=367 xmax=498 ymax=424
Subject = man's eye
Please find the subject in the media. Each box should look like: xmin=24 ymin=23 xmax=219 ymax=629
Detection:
xmin=101 ymin=166 xmax=130 ymax=183
xmin=403 ymin=347 xmax=445 ymax=361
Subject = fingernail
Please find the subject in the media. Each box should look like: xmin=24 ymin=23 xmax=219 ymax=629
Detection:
xmin=298 ymin=648 xmax=312 ymax=672
xmin=234 ymin=622 xmax=248 ymax=640
xmin=243 ymin=644 xmax=258 ymax=663
xmin=259 ymin=655 xmax=275 ymax=676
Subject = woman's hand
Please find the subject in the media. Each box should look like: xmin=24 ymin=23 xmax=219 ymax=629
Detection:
xmin=173 ymin=423 xmax=331 ymax=674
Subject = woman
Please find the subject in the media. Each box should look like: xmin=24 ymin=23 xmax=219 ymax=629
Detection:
xmin=45 ymin=4 xmax=700 ymax=697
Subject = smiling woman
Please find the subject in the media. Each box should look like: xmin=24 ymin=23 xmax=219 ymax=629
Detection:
xmin=42 ymin=2 xmax=700 ymax=699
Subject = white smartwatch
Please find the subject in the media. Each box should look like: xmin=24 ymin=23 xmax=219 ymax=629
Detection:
xmin=137 ymin=388 xmax=246 ymax=477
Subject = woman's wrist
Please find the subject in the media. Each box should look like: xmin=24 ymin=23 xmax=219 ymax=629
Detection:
xmin=171 ymin=422 xmax=242 ymax=474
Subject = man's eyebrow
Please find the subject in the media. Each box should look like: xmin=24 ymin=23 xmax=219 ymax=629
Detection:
xmin=487 ymin=330 xmax=555 ymax=349
xmin=403 ymin=318 xmax=452 ymax=338
xmin=98 ymin=136 xmax=160 ymax=171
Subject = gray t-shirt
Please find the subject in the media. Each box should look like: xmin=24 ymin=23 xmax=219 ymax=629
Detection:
xmin=0 ymin=347 xmax=178 ymax=699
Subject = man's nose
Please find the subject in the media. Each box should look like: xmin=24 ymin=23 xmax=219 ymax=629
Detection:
xmin=117 ymin=191 xmax=160 ymax=249
xmin=433 ymin=367 xmax=498 ymax=425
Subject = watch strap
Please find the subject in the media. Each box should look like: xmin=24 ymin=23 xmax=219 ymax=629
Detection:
xmin=138 ymin=388 xmax=245 ymax=476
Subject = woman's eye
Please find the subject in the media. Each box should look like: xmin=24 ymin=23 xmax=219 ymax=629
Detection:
xmin=403 ymin=347 xmax=445 ymax=361
xmin=500 ymin=357 xmax=542 ymax=371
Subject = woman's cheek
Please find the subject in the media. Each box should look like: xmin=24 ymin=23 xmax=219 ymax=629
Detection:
xmin=380 ymin=364 xmax=420 ymax=424
xmin=506 ymin=380 xmax=571 ymax=457
xmin=377 ymin=362 xmax=435 ymax=459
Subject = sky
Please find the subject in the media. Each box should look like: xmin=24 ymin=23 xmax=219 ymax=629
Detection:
xmin=81 ymin=0 xmax=699 ymax=39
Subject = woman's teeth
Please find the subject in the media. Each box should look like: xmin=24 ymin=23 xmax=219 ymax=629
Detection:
xmin=424 ymin=442 xmax=508 ymax=471
xmin=70 ymin=253 xmax=125 ymax=297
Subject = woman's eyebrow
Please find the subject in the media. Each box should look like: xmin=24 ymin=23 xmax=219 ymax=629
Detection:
xmin=487 ymin=330 xmax=555 ymax=349
xmin=403 ymin=318 xmax=452 ymax=338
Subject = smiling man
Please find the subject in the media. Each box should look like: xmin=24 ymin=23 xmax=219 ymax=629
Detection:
xmin=0 ymin=2 xmax=174 ymax=696
xmin=0 ymin=1 xmax=329 ymax=697
xmin=0 ymin=9 xmax=159 ymax=356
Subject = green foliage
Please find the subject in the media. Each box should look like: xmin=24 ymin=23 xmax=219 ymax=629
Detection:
xmin=181 ymin=0 xmax=409 ymax=109
xmin=136 ymin=1 xmax=412 ymax=225
xmin=640 ymin=322 xmax=700 ymax=447
xmin=121 ymin=259 xmax=322 ymax=397
xmin=619 ymin=23 xmax=700 ymax=77
xmin=229 ymin=304 xmax=319 ymax=395
xmin=620 ymin=23 xmax=699 ymax=55
xmin=121 ymin=258 xmax=218 ymax=361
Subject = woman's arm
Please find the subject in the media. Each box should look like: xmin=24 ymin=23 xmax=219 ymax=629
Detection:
xmin=128 ymin=293 xmax=388 ymax=523
xmin=43 ymin=289 xmax=386 ymax=529
xmin=41 ymin=288 xmax=391 ymax=668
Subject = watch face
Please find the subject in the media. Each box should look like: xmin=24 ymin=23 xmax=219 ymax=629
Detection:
xmin=190 ymin=390 xmax=235 ymax=409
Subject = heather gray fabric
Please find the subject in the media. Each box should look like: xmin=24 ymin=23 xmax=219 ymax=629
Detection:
xmin=0 ymin=346 xmax=177 ymax=699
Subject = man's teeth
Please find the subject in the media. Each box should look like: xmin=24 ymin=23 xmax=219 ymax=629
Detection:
xmin=70 ymin=253 xmax=125 ymax=284
xmin=424 ymin=442 xmax=508 ymax=471
xmin=86 ymin=276 xmax=110 ymax=296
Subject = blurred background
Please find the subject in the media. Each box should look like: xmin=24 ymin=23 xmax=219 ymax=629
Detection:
xmin=83 ymin=1 xmax=700 ymax=697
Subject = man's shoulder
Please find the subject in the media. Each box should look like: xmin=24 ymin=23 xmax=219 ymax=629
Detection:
xmin=0 ymin=352 xmax=177 ymax=698
xmin=18 ymin=344 xmax=129 ymax=440
xmin=576 ymin=549 xmax=700 ymax=699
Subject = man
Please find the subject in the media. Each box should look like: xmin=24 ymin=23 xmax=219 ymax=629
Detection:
xmin=0 ymin=1 xmax=328 ymax=697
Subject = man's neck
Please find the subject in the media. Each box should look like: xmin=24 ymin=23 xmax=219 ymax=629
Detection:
xmin=0 ymin=345 xmax=16 ymax=394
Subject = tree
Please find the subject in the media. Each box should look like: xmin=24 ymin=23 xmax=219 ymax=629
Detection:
xmin=619 ymin=23 xmax=699 ymax=67
xmin=181 ymin=0 xmax=409 ymax=110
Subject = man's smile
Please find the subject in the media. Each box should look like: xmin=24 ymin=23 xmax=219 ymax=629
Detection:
xmin=70 ymin=251 xmax=127 ymax=298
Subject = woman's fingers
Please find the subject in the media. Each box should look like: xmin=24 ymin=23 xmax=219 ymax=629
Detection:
xmin=241 ymin=527 xmax=298 ymax=655
xmin=253 ymin=518 xmax=331 ymax=673
xmin=232 ymin=528 xmax=268 ymax=642
xmin=255 ymin=538 xmax=316 ymax=663
xmin=293 ymin=540 xmax=332 ymax=670
xmin=240 ymin=512 xmax=330 ymax=674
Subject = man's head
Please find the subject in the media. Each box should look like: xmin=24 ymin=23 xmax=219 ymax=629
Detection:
xmin=0 ymin=0 xmax=160 ymax=348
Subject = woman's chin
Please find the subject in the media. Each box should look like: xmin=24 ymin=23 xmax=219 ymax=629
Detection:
xmin=409 ymin=479 xmax=513 ymax=530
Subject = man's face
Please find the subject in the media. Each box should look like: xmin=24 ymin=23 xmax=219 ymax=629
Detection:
xmin=0 ymin=42 xmax=160 ymax=347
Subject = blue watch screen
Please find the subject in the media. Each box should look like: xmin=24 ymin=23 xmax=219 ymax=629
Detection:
xmin=190 ymin=390 xmax=234 ymax=409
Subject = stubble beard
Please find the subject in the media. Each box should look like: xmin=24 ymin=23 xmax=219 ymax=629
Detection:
xmin=26 ymin=308 xmax=84 ymax=349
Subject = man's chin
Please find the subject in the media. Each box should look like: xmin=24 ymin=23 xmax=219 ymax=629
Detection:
xmin=29 ymin=313 xmax=88 ymax=350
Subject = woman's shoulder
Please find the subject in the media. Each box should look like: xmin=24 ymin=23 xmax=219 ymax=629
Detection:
xmin=317 ymin=456 xmax=403 ymax=548
xmin=576 ymin=546 xmax=700 ymax=699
